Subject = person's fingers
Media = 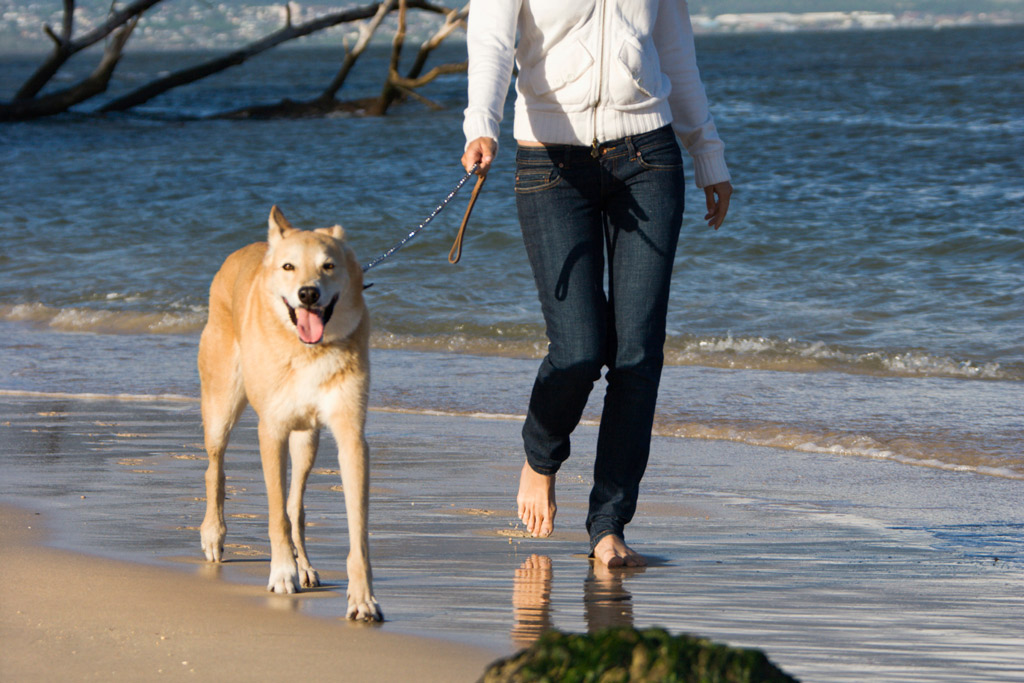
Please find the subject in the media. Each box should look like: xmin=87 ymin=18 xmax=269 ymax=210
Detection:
xmin=704 ymin=187 xmax=717 ymax=220
xmin=703 ymin=181 xmax=733 ymax=230
xmin=462 ymin=137 xmax=497 ymax=175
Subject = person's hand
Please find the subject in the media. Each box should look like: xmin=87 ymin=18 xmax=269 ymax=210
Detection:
xmin=462 ymin=136 xmax=497 ymax=176
xmin=703 ymin=180 xmax=733 ymax=230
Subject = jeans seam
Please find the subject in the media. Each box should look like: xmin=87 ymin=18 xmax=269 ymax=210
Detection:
xmin=514 ymin=175 xmax=563 ymax=194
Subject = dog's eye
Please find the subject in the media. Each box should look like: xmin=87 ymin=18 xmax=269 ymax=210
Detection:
xmin=323 ymin=262 xmax=335 ymax=271
xmin=282 ymin=263 xmax=295 ymax=271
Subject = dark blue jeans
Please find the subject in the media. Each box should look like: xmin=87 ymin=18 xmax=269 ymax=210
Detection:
xmin=515 ymin=125 xmax=685 ymax=551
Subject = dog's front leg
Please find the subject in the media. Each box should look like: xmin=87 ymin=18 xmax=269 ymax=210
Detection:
xmin=287 ymin=429 xmax=321 ymax=588
xmin=200 ymin=430 xmax=227 ymax=563
xmin=258 ymin=420 xmax=301 ymax=594
xmin=334 ymin=426 xmax=382 ymax=621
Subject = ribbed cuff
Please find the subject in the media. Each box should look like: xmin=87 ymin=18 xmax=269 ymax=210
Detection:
xmin=692 ymin=151 xmax=731 ymax=188
xmin=463 ymin=112 xmax=501 ymax=151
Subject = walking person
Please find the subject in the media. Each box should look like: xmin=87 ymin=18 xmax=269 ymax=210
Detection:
xmin=462 ymin=0 xmax=732 ymax=567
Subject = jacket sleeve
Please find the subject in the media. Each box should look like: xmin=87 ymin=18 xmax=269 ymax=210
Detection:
xmin=654 ymin=0 xmax=730 ymax=187
xmin=463 ymin=0 xmax=522 ymax=147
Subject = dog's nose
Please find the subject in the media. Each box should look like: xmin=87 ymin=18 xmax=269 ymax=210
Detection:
xmin=298 ymin=286 xmax=320 ymax=306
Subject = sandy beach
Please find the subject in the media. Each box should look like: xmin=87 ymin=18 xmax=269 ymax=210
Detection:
xmin=0 ymin=504 xmax=499 ymax=682
xmin=2 ymin=393 xmax=1022 ymax=682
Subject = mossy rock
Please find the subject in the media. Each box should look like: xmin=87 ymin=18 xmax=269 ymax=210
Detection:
xmin=479 ymin=627 xmax=798 ymax=683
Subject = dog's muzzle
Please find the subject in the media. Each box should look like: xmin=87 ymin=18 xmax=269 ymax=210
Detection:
xmin=284 ymin=289 xmax=338 ymax=345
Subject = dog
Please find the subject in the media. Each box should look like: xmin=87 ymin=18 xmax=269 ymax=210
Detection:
xmin=197 ymin=205 xmax=380 ymax=621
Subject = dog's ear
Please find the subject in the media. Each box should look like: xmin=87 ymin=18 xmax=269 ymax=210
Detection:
xmin=268 ymin=205 xmax=296 ymax=247
xmin=316 ymin=224 xmax=346 ymax=241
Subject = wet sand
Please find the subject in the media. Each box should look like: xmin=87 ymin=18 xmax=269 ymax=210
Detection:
xmin=1 ymin=394 xmax=1022 ymax=682
xmin=0 ymin=505 xmax=498 ymax=682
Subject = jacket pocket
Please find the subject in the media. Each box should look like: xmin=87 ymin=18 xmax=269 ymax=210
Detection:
xmin=520 ymin=39 xmax=594 ymax=106
xmin=610 ymin=35 xmax=663 ymax=105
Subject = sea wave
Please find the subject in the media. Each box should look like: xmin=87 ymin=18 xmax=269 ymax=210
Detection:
xmin=662 ymin=334 xmax=1018 ymax=380
xmin=3 ymin=303 xmax=1018 ymax=381
xmin=372 ymin=405 xmax=1024 ymax=481
xmin=0 ymin=302 xmax=206 ymax=335
xmin=0 ymin=389 xmax=196 ymax=403
xmin=654 ymin=419 xmax=1024 ymax=481
xmin=4 ymin=388 xmax=1020 ymax=481
xmin=371 ymin=331 xmax=1020 ymax=380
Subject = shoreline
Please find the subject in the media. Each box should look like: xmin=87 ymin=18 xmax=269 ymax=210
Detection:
xmin=2 ymin=395 xmax=1022 ymax=681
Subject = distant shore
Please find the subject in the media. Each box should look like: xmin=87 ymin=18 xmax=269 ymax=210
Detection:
xmin=1 ymin=7 xmax=1022 ymax=54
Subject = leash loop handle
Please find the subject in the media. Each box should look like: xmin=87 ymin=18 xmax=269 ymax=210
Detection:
xmin=448 ymin=173 xmax=486 ymax=264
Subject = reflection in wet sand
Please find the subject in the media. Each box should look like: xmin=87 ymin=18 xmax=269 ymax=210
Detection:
xmin=510 ymin=554 xmax=553 ymax=647
xmin=510 ymin=555 xmax=647 ymax=648
xmin=584 ymin=561 xmax=641 ymax=632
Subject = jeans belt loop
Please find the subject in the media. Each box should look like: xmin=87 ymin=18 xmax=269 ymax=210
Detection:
xmin=625 ymin=134 xmax=638 ymax=160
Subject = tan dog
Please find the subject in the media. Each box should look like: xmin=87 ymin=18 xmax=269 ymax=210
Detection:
xmin=197 ymin=206 xmax=380 ymax=621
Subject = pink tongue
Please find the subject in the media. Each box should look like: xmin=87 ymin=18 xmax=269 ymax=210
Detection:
xmin=294 ymin=308 xmax=325 ymax=344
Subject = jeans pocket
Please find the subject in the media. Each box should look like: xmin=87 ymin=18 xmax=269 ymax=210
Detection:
xmin=634 ymin=135 xmax=683 ymax=171
xmin=515 ymin=164 xmax=562 ymax=194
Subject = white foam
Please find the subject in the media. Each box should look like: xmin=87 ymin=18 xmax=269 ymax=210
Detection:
xmin=663 ymin=333 xmax=1014 ymax=380
xmin=0 ymin=389 xmax=197 ymax=403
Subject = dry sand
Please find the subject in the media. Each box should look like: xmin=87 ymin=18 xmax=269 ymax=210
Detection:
xmin=1 ymin=394 xmax=1023 ymax=682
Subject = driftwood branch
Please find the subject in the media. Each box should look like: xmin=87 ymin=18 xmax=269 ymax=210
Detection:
xmin=0 ymin=16 xmax=138 ymax=121
xmin=320 ymin=0 xmax=395 ymax=101
xmin=100 ymin=0 xmax=449 ymax=114
xmin=372 ymin=1 xmax=468 ymax=115
xmin=371 ymin=0 xmax=412 ymax=115
xmin=60 ymin=0 xmax=74 ymax=43
xmin=391 ymin=83 xmax=444 ymax=111
xmin=217 ymin=0 xmax=463 ymax=120
xmin=14 ymin=0 xmax=164 ymax=101
xmin=390 ymin=61 xmax=467 ymax=90
xmin=2 ymin=0 xmax=464 ymax=121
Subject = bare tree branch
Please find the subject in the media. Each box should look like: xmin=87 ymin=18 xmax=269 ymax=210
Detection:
xmin=1 ymin=16 xmax=138 ymax=121
xmin=15 ymin=0 xmax=164 ymax=101
xmin=3 ymin=0 xmax=463 ymax=122
xmin=372 ymin=1 xmax=467 ymax=115
xmin=100 ymin=0 xmax=449 ymax=114
xmin=391 ymin=82 xmax=444 ymax=111
xmin=390 ymin=61 xmax=466 ymax=90
xmin=406 ymin=3 xmax=467 ymax=76
xmin=371 ymin=0 xmax=410 ymax=115
xmin=211 ymin=0 xmax=460 ymax=120
xmin=320 ymin=0 xmax=395 ymax=102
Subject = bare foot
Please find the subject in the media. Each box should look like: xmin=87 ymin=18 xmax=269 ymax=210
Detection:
xmin=517 ymin=460 xmax=556 ymax=537
xmin=592 ymin=534 xmax=647 ymax=568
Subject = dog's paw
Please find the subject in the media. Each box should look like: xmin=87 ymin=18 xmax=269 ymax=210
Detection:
xmin=200 ymin=524 xmax=225 ymax=562
xmin=267 ymin=560 xmax=301 ymax=594
xmin=346 ymin=594 xmax=383 ymax=622
xmin=298 ymin=566 xmax=320 ymax=588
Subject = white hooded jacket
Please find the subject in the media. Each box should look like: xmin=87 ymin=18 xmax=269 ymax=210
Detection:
xmin=463 ymin=0 xmax=730 ymax=188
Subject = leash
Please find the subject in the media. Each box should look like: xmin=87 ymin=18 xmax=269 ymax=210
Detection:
xmin=362 ymin=164 xmax=485 ymax=273
xmin=448 ymin=172 xmax=486 ymax=264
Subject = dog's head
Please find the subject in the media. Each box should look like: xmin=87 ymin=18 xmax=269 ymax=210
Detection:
xmin=264 ymin=205 xmax=363 ymax=346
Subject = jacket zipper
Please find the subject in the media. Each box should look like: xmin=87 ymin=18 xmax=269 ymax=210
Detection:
xmin=591 ymin=0 xmax=607 ymax=158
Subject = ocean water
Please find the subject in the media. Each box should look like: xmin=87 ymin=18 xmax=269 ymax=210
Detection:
xmin=1 ymin=26 xmax=1022 ymax=479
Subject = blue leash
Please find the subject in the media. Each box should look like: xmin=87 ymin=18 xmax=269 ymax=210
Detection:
xmin=362 ymin=164 xmax=480 ymax=273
